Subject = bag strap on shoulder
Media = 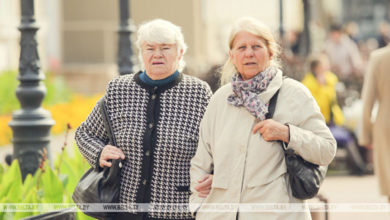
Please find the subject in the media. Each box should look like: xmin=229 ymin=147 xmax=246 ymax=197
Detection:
xmin=265 ymin=76 xmax=287 ymax=119
xmin=98 ymin=98 xmax=117 ymax=147
xmin=265 ymin=89 xmax=280 ymax=119
xmin=265 ymin=84 xmax=286 ymax=151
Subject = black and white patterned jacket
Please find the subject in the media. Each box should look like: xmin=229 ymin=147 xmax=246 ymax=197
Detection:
xmin=75 ymin=72 xmax=212 ymax=220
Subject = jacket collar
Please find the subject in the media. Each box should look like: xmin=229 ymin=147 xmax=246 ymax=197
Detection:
xmin=134 ymin=71 xmax=183 ymax=93
xmin=257 ymin=69 xmax=283 ymax=104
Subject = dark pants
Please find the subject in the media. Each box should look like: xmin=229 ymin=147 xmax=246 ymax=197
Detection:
xmin=329 ymin=125 xmax=367 ymax=174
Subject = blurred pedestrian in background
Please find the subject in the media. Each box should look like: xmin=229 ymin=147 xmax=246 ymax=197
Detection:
xmin=359 ymin=44 xmax=390 ymax=203
xmin=190 ymin=17 xmax=336 ymax=220
xmin=302 ymin=54 xmax=368 ymax=174
xmin=344 ymin=22 xmax=360 ymax=44
xmin=75 ymin=19 xmax=212 ymax=219
xmin=324 ymin=24 xmax=363 ymax=90
xmin=376 ymin=21 xmax=390 ymax=49
xmin=302 ymin=54 xmax=344 ymax=126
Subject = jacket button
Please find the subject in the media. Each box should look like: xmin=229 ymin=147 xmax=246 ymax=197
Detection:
xmin=142 ymin=179 xmax=147 ymax=185
xmin=145 ymin=150 xmax=150 ymax=156
xmin=148 ymin=123 xmax=153 ymax=129
xmin=151 ymin=94 xmax=156 ymax=100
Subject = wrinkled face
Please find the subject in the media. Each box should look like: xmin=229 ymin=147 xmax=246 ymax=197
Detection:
xmin=141 ymin=42 xmax=182 ymax=80
xmin=229 ymin=31 xmax=272 ymax=80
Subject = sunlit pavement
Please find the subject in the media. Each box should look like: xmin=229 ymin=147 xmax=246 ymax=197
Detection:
xmin=310 ymin=175 xmax=390 ymax=220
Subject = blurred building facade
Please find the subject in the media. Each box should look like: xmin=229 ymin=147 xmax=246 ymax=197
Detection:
xmin=0 ymin=0 xmax=305 ymax=94
xmin=2 ymin=0 xmax=387 ymax=94
xmin=342 ymin=0 xmax=390 ymax=39
xmin=0 ymin=0 xmax=21 ymax=72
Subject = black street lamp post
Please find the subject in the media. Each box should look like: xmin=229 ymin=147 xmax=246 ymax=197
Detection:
xmin=117 ymin=0 xmax=134 ymax=75
xmin=301 ymin=0 xmax=311 ymax=56
xmin=9 ymin=0 xmax=55 ymax=180
xmin=279 ymin=0 xmax=284 ymax=39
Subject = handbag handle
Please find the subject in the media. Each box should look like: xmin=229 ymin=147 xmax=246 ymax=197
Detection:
xmin=98 ymin=98 xmax=117 ymax=147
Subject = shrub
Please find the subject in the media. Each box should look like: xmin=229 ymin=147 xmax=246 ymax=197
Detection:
xmin=0 ymin=71 xmax=19 ymax=115
xmin=0 ymin=143 xmax=94 ymax=220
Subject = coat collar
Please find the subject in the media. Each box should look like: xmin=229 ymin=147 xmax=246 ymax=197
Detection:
xmin=134 ymin=71 xmax=183 ymax=93
xmin=257 ymin=68 xmax=283 ymax=104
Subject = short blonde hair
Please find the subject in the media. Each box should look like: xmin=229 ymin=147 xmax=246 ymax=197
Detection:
xmin=220 ymin=17 xmax=280 ymax=85
xmin=136 ymin=19 xmax=188 ymax=72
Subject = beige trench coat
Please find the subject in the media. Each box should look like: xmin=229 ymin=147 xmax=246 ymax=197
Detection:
xmin=359 ymin=45 xmax=390 ymax=195
xmin=189 ymin=71 xmax=336 ymax=220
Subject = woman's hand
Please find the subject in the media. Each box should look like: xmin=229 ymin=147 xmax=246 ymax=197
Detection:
xmin=99 ymin=145 xmax=125 ymax=168
xmin=252 ymin=119 xmax=289 ymax=143
xmin=194 ymin=174 xmax=213 ymax=198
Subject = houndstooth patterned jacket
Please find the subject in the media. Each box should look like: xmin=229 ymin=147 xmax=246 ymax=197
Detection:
xmin=75 ymin=72 xmax=212 ymax=220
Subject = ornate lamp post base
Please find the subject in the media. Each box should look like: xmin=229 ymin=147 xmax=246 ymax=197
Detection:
xmin=10 ymin=109 xmax=54 ymax=179
xmin=10 ymin=0 xmax=54 ymax=180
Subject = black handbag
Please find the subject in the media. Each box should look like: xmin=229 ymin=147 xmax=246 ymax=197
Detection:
xmin=266 ymin=89 xmax=327 ymax=200
xmin=72 ymin=98 xmax=122 ymax=219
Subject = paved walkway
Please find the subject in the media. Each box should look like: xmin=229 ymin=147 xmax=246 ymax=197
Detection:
xmin=312 ymin=175 xmax=390 ymax=220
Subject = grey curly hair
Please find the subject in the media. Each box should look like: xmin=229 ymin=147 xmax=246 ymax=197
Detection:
xmin=136 ymin=19 xmax=188 ymax=72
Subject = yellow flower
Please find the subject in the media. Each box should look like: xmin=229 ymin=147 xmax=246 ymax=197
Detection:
xmin=0 ymin=115 xmax=12 ymax=146
xmin=0 ymin=94 xmax=103 ymax=146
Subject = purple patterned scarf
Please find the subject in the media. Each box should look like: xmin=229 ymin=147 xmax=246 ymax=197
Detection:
xmin=228 ymin=66 xmax=277 ymax=121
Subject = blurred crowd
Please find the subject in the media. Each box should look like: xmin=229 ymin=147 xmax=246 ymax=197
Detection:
xmin=282 ymin=21 xmax=390 ymax=175
xmin=283 ymin=20 xmax=390 ymax=83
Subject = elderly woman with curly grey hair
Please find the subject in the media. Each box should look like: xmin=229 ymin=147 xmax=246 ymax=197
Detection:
xmin=189 ymin=17 xmax=336 ymax=220
xmin=75 ymin=19 xmax=212 ymax=220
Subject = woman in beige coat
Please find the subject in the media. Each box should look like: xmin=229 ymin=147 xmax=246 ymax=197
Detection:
xmin=359 ymin=45 xmax=390 ymax=202
xmin=189 ymin=17 xmax=337 ymax=220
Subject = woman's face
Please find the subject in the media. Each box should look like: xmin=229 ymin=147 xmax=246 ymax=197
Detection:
xmin=229 ymin=31 xmax=272 ymax=80
xmin=141 ymin=42 xmax=182 ymax=80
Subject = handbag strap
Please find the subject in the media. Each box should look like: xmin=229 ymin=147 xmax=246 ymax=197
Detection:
xmin=265 ymin=89 xmax=280 ymax=120
xmin=265 ymin=86 xmax=287 ymax=151
xmin=265 ymin=76 xmax=287 ymax=119
xmin=98 ymin=98 xmax=117 ymax=147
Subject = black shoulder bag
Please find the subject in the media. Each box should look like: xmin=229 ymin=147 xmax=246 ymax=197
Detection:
xmin=266 ymin=89 xmax=327 ymax=200
xmin=72 ymin=98 xmax=122 ymax=219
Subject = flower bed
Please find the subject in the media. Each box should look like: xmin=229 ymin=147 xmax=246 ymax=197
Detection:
xmin=0 ymin=94 xmax=102 ymax=146
xmin=0 ymin=70 xmax=103 ymax=146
